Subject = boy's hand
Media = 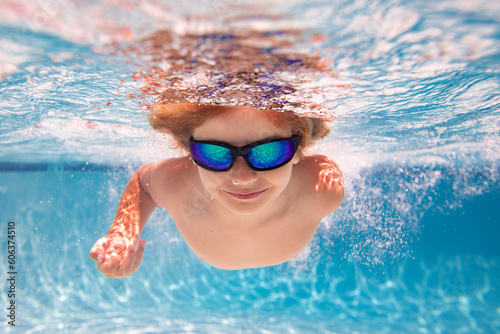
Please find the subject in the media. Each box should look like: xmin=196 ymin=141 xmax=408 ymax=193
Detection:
xmin=89 ymin=235 xmax=147 ymax=278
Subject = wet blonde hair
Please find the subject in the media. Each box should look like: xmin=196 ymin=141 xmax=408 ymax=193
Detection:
xmin=148 ymin=103 xmax=330 ymax=156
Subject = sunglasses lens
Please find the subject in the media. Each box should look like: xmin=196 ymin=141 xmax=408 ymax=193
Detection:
xmin=190 ymin=142 xmax=232 ymax=170
xmin=248 ymin=140 xmax=296 ymax=170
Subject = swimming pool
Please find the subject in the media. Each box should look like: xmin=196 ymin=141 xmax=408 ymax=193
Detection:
xmin=1 ymin=0 xmax=499 ymax=333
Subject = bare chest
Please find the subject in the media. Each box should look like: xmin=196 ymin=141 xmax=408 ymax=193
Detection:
xmin=166 ymin=202 xmax=320 ymax=269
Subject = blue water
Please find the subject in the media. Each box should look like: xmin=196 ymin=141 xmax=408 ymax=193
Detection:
xmin=1 ymin=0 xmax=500 ymax=333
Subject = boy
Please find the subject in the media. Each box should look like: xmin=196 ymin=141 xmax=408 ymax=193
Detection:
xmin=89 ymin=104 xmax=344 ymax=276
xmin=90 ymin=25 xmax=346 ymax=277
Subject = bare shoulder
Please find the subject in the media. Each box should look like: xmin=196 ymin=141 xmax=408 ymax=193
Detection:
xmin=294 ymin=154 xmax=345 ymax=215
xmin=137 ymin=156 xmax=196 ymax=203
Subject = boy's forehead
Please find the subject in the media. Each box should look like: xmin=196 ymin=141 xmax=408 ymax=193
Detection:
xmin=192 ymin=107 xmax=291 ymax=144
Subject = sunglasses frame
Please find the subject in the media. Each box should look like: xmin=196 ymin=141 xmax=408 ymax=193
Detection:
xmin=189 ymin=134 xmax=301 ymax=172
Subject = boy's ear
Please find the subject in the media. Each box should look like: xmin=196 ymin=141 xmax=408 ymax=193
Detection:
xmin=292 ymin=154 xmax=300 ymax=164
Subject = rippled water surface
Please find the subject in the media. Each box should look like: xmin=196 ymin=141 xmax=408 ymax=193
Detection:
xmin=1 ymin=0 xmax=498 ymax=165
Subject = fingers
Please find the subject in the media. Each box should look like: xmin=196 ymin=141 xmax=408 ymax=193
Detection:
xmin=99 ymin=254 xmax=121 ymax=277
xmin=89 ymin=237 xmax=110 ymax=261
xmin=130 ymin=239 xmax=147 ymax=274
xmin=115 ymin=239 xmax=147 ymax=278
xmin=90 ymin=237 xmax=147 ymax=278
xmin=96 ymin=253 xmax=105 ymax=263
xmin=114 ymin=244 xmax=137 ymax=276
xmin=89 ymin=236 xmax=126 ymax=277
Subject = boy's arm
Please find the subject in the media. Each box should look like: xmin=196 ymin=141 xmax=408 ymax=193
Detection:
xmin=89 ymin=163 xmax=158 ymax=278
xmin=302 ymin=154 xmax=345 ymax=216
xmin=106 ymin=163 xmax=158 ymax=245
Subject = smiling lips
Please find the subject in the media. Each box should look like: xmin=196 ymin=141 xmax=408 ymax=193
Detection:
xmin=226 ymin=189 xmax=268 ymax=200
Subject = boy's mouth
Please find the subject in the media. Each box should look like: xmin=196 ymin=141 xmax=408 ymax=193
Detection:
xmin=225 ymin=189 xmax=268 ymax=200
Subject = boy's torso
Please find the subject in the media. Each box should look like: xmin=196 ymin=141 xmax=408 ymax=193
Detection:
xmin=147 ymin=155 xmax=338 ymax=269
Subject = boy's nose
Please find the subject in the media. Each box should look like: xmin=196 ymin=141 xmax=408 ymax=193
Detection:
xmin=229 ymin=157 xmax=258 ymax=185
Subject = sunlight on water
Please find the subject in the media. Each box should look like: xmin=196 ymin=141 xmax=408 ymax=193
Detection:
xmin=0 ymin=0 xmax=498 ymax=166
xmin=0 ymin=0 xmax=497 ymax=166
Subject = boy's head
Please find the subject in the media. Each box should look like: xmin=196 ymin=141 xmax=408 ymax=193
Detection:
xmin=148 ymin=103 xmax=330 ymax=156
xmin=150 ymin=104 xmax=329 ymax=215
xmin=132 ymin=19 xmax=342 ymax=157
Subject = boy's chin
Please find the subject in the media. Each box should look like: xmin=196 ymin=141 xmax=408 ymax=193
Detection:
xmin=217 ymin=198 xmax=271 ymax=216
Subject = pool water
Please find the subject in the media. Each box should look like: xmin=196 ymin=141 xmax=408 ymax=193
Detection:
xmin=1 ymin=0 xmax=499 ymax=333
xmin=1 ymin=165 xmax=499 ymax=333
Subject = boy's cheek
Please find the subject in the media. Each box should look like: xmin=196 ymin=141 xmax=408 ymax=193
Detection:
xmin=199 ymin=170 xmax=227 ymax=190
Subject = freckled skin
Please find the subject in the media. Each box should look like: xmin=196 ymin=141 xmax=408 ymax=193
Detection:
xmin=89 ymin=107 xmax=344 ymax=276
